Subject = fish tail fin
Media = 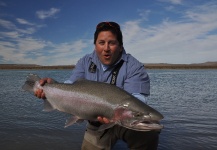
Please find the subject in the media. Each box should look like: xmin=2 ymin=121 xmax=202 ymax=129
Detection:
xmin=22 ymin=73 xmax=41 ymax=92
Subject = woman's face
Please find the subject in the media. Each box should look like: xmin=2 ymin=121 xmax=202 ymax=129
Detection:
xmin=95 ymin=31 xmax=122 ymax=65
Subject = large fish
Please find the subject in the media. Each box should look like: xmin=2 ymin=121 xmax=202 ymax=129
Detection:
xmin=22 ymin=73 xmax=163 ymax=131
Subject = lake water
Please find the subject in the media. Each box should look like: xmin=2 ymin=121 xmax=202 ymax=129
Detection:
xmin=0 ymin=69 xmax=217 ymax=150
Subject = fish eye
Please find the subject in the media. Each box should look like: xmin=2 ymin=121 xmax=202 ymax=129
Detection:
xmin=134 ymin=113 xmax=142 ymax=117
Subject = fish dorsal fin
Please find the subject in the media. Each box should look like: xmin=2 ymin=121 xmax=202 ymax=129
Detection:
xmin=43 ymin=99 xmax=55 ymax=112
xmin=64 ymin=116 xmax=84 ymax=128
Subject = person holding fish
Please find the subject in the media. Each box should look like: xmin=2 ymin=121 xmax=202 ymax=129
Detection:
xmin=34 ymin=21 xmax=161 ymax=150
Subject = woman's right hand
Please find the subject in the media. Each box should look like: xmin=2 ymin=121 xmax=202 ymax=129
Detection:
xmin=34 ymin=78 xmax=54 ymax=99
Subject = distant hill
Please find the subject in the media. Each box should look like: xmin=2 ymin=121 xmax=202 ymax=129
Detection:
xmin=191 ymin=61 xmax=217 ymax=66
xmin=0 ymin=62 xmax=217 ymax=69
xmin=144 ymin=61 xmax=217 ymax=69
xmin=0 ymin=64 xmax=75 ymax=69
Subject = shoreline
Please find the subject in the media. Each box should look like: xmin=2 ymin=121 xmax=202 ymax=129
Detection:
xmin=1 ymin=64 xmax=217 ymax=70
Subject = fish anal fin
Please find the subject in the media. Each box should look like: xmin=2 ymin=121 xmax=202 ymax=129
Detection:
xmin=65 ymin=116 xmax=84 ymax=128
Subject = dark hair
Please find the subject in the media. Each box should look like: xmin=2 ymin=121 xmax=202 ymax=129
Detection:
xmin=94 ymin=22 xmax=123 ymax=46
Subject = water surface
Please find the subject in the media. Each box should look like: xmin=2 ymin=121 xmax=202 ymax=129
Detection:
xmin=0 ymin=69 xmax=217 ymax=150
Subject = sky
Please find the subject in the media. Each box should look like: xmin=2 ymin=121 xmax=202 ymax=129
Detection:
xmin=0 ymin=0 xmax=217 ymax=65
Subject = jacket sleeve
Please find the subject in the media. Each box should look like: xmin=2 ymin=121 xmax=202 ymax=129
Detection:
xmin=64 ymin=58 xmax=85 ymax=84
xmin=123 ymin=58 xmax=150 ymax=96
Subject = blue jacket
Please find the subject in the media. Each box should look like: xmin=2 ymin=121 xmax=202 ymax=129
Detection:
xmin=65 ymin=49 xmax=150 ymax=96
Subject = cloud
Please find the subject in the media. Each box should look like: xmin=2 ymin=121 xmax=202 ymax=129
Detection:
xmin=0 ymin=19 xmax=16 ymax=30
xmin=0 ymin=18 xmax=40 ymax=35
xmin=0 ymin=33 xmax=91 ymax=65
xmin=1 ymin=1 xmax=216 ymax=65
xmin=137 ymin=9 xmax=151 ymax=21
xmin=0 ymin=12 xmax=93 ymax=65
xmin=43 ymin=40 xmax=92 ymax=65
xmin=158 ymin=0 xmax=183 ymax=5
xmin=0 ymin=17 xmax=46 ymax=64
xmin=36 ymin=8 xmax=60 ymax=20
xmin=123 ymin=2 xmax=217 ymax=64
xmin=16 ymin=18 xmax=34 ymax=26
xmin=0 ymin=17 xmax=91 ymax=65
xmin=169 ymin=0 xmax=182 ymax=5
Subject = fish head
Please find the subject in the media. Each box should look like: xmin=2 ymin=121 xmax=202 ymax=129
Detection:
xmin=113 ymin=104 xmax=164 ymax=131
xmin=118 ymin=110 xmax=164 ymax=131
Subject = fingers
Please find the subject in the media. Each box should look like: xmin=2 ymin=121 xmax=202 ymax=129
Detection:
xmin=39 ymin=78 xmax=50 ymax=86
xmin=41 ymin=92 xmax=46 ymax=99
xmin=103 ymin=117 xmax=110 ymax=124
xmin=34 ymin=89 xmax=46 ymax=99
xmin=47 ymin=78 xmax=53 ymax=84
xmin=97 ymin=116 xmax=103 ymax=123
xmin=34 ymin=89 xmax=42 ymax=98
xmin=97 ymin=116 xmax=110 ymax=124
xmin=39 ymin=79 xmax=46 ymax=86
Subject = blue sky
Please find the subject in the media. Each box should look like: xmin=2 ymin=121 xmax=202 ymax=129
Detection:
xmin=0 ymin=0 xmax=217 ymax=65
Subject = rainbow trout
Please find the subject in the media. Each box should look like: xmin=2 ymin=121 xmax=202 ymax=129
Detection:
xmin=22 ymin=73 xmax=163 ymax=131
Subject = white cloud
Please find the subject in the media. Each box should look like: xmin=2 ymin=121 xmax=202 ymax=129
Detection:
xmin=123 ymin=2 xmax=217 ymax=64
xmin=0 ymin=31 xmax=20 ymax=39
xmin=0 ymin=17 xmax=47 ymax=64
xmin=17 ymin=37 xmax=48 ymax=52
xmin=0 ymin=18 xmax=39 ymax=36
xmin=41 ymin=40 xmax=92 ymax=65
xmin=137 ymin=9 xmax=151 ymax=20
xmin=165 ymin=6 xmax=175 ymax=11
xmin=0 ymin=19 xmax=16 ymax=30
xmin=36 ymin=8 xmax=60 ymax=20
xmin=158 ymin=0 xmax=183 ymax=5
xmin=17 ymin=27 xmax=37 ymax=35
xmin=16 ymin=18 xmax=34 ymax=26
xmin=0 ymin=23 xmax=91 ymax=65
xmin=0 ymin=14 xmax=92 ymax=65
xmin=169 ymin=0 xmax=182 ymax=5
xmin=1 ymin=1 xmax=216 ymax=65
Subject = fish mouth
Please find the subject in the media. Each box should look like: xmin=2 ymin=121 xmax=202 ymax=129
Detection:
xmin=134 ymin=120 xmax=163 ymax=131
xmin=121 ymin=120 xmax=163 ymax=131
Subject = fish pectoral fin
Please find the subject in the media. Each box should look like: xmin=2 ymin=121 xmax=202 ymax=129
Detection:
xmin=43 ymin=99 xmax=55 ymax=112
xmin=97 ymin=123 xmax=116 ymax=131
xmin=64 ymin=116 xmax=83 ymax=128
